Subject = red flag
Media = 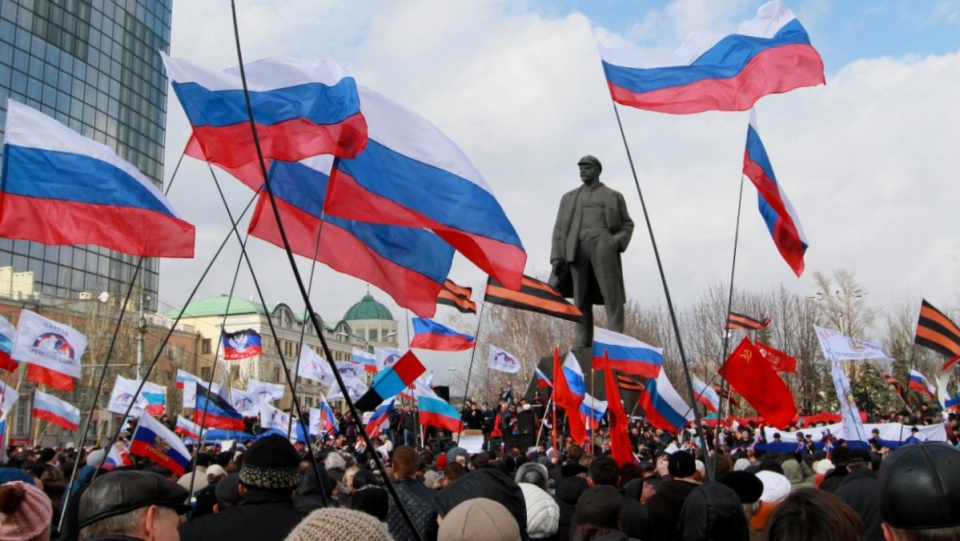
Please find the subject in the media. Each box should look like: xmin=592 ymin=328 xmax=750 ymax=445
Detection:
xmin=604 ymin=359 xmax=634 ymax=466
xmin=552 ymin=348 xmax=586 ymax=444
xmin=754 ymin=341 xmax=797 ymax=373
xmin=719 ymin=338 xmax=797 ymax=428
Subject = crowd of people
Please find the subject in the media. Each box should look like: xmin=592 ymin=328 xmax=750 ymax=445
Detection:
xmin=0 ymin=393 xmax=958 ymax=541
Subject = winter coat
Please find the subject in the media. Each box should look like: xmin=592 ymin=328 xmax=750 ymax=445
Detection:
xmin=835 ymin=469 xmax=882 ymax=541
xmin=436 ymin=468 xmax=528 ymax=540
xmin=645 ymin=480 xmax=698 ymax=541
xmin=675 ymin=483 xmax=749 ymax=541
xmin=553 ymin=475 xmax=589 ymax=541
xmin=520 ymin=483 xmax=560 ymax=539
xmin=386 ymin=477 xmax=439 ymax=541
xmin=178 ymin=490 xmax=303 ymax=541
xmin=293 ymin=462 xmax=337 ymax=516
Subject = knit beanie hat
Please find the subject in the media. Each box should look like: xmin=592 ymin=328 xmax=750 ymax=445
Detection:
xmin=351 ymin=484 xmax=389 ymax=521
xmin=285 ymin=508 xmax=391 ymax=541
xmin=239 ymin=435 xmax=301 ymax=490
xmin=755 ymin=471 xmax=791 ymax=504
xmin=439 ymin=498 xmax=521 ymax=541
xmin=0 ymin=481 xmax=53 ymax=541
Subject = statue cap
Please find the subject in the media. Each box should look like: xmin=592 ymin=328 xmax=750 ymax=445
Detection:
xmin=578 ymin=155 xmax=602 ymax=172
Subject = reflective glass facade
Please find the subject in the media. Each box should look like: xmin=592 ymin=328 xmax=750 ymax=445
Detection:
xmin=0 ymin=0 xmax=172 ymax=308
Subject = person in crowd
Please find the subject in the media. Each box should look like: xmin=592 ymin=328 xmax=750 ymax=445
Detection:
xmin=0 ymin=479 xmax=53 ymax=541
xmin=77 ymin=470 xmax=190 ymax=541
xmin=435 ymin=467 xmax=527 ymax=539
xmin=386 ymin=445 xmax=439 ymax=541
xmin=834 ymin=449 xmax=881 ymax=541
xmin=647 ymin=451 xmax=699 ymax=541
xmin=285 ymin=507 xmax=391 ymax=541
xmin=515 ymin=462 xmax=560 ymax=539
xmin=177 ymin=452 xmax=213 ymax=495
xmin=438 ymin=498 xmax=521 ymax=541
xmin=878 ymin=442 xmax=960 ymax=540
xmin=571 ymin=485 xmax=628 ymax=541
xmin=749 ymin=471 xmax=791 ymax=535
xmin=179 ymin=435 xmax=304 ymax=541
xmin=676 ymin=482 xmax=749 ymax=541
xmin=190 ymin=463 xmax=226 ymax=519
xmin=764 ymin=487 xmax=864 ymax=541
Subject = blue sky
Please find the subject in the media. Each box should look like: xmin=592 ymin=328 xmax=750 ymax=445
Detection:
xmin=161 ymin=1 xmax=960 ymax=369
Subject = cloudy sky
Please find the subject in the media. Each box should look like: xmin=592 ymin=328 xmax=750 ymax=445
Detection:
xmin=159 ymin=0 xmax=960 ymax=356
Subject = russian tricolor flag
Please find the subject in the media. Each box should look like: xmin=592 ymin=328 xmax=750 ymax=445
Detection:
xmin=553 ymin=349 xmax=587 ymax=444
xmin=415 ymin=386 xmax=462 ymax=433
xmin=161 ymin=53 xmax=368 ymax=190
xmin=176 ymin=369 xmax=197 ymax=390
xmin=908 ymin=369 xmax=936 ymax=399
xmin=744 ymin=110 xmax=807 ymax=276
xmin=640 ymin=370 xmax=695 ymax=433
xmin=692 ymin=375 xmax=720 ymax=413
xmin=599 ymin=0 xmax=824 ymax=114
xmin=175 ymin=415 xmax=201 ymax=440
xmin=143 ymin=388 xmax=166 ymax=417
xmin=32 ymin=390 xmax=80 ymax=430
xmin=130 ymin=414 xmax=192 ymax=477
xmin=580 ymin=394 xmax=608 ymax=423
xmin=0 ymin=100 xmax=195 ymax=257
xmin=319 ymin=395 xmax=337 ymax=435
xmin=0 ymin=315 xmax=17 ymax=372
xmin=351 ymin=348 xmax=378 ymax=373
xmin=536 ymin=368 xmax=553 ymax=389
xmin=365 ymin=398 xmax=394 ymax=439
xmin=410 ymin=318 xmax=475 ymax=351
xmin=324 ymin=86 xmax=526 ymax=290
xmin=592 ymin=328 xmax=663 ymax=379
xmin=247 ymin=157 xmax=454 ymax=318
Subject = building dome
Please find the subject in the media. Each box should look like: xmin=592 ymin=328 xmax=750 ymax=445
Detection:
xmin=343 ymin=294 xmax=394 ymax=321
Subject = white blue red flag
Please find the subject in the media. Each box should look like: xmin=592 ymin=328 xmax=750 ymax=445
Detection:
xmin=909 ymin=369 xmax=936 ymax=399
xmin=692 ymin=375 xmax=720 ymax=413
xmin=0 ymin=315 xmax=18 ymax=371
xmin=415 ymin=385 xmax=462 ymax=433
xmin=535 ymin=368 xmax=553 ymax=389
xmin=351 ymin=348 xmax=377 ymax=373
xmin=107 ymin=375 xmax=150 ymax=418
xmin=248 ymin=157 xmax=455 ymax=318
xmin=0 ymin=100 xmax=194 ymax=256
xmin=598 ymin=1 xmax=824 ymax=114
xmin=130 ymin=413 xmax=191 ymax=477
xmin=364 ymin=398 xmax=394 ymax=439
xmin=104 ymin=443 xmax=132 ymax=469
xmin=174 ymin=415 xmax=201 ymax=440
xmin=143 ymin=386 xmax=166 ymax=416
xmin=0 ymin=380 xmax=19 ymax=421
xmin=324 ymin=86 xmax=526 ymax=290
xmin=310 ymin=395 xmax=337 ymax=436
xmin=744 ymin=110 xmax=808 ymax=276
xmin=13 ymin=310 xmax=87 ymax=391
xmin=411 ymin=318 xmax=475 ymax=351
xmin=639 ymin=370 xmax=695 ymax=433
xmin=222 ymin=329 xmax=262 ymax=360
xmin=592 ymin=328 xmax=663 ymax=379
xmin=161 ymin=54 xmax=367 ymax=190
xmin=32 ymin=390 xmax=80 ymax=430
xmin=580 ymin=393 xmax=608 ymax=423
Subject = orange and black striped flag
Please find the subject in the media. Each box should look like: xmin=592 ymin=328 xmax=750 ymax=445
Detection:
xmin=485 ymin=275 xmax=583 ymax=323
xmin=915 ymin=299 xmax=960 ymax=370
xmin=615 ymin=372 xmax=645 ymax=392
xmin=881 ymin=370 xmax=908 ymax=403
xmin=713 ymin=384 xmax=739 ymax=407
xmin=725 ymin=311 xmax=770 ymax=331
xmin=436 ymin=279 xmax=476 ymax=314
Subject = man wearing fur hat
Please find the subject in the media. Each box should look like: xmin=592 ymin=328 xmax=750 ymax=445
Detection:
xmin=179 ymin=435 xmax=303 ymax=541
xmin=550 ymin=155 xmax=634 ymax=349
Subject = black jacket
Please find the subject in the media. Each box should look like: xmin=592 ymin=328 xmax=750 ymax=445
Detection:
xmin=835 ymin=469 xmax=882 ymax=541
xmin=386 ymin=477 xmax=439 ymax=541
xmin=436 ymin=468 xmax=528 ymax=540
xmin=675 ymin=483 xmax=748 ymax=541
xmin=553 ymin=475 xmax=588 ymax=541
xmin=294 ymin=462 xmax=337 ymax=516
xmin=179 ymin=491 xmax=302 ymax=541
xmin=646 ymin=480 xmax=698 ymax=541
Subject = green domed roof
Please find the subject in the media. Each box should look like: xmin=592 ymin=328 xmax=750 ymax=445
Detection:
xmin=343 ymin=294 xmax=394 ymax=321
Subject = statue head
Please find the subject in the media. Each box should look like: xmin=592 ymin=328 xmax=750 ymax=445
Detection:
xmin=578 ymin=155 xmax=602 ymax=184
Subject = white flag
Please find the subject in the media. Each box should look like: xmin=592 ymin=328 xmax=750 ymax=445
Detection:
xmin=13 ymin=310 xmax=86 ymax=380
xmin=260 ymin=400 xmax=290 ymax=431
xmin=308 ymin=407 xmax=323 ymax=436
xmin=230 ymin=387 xmax=261 ymax=417
xmin=297 ymin=347 xmax=334 ymax=386
xmin=327 ymin=376 xmax=368 ymax=402
xmin=108 ymin=375 xmax=149 ymax=418
xmin=247 ymin=379 xmax=285 ymax=403
xmin=814 ymin=326 xmax=894 ymax=362
xmin=336 ymin=361 xmax=363 ymax=380
xmin=0 ymin=380 xmax=19 ymax=421
xmin=489 ymin=345 xmax=521 ymax=374
xmin=375 ymin=347 xmax=403 ymax=372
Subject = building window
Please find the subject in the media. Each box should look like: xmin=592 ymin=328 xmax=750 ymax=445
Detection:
xmin=200 ymin=367 xmax=211 ymax=381
xmin=369 ymin=329 xmax=379 ymax=342
xmin=201 ymin=338 xmax=211 ymax=354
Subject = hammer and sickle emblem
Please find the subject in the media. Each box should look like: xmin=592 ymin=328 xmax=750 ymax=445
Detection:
xmin=741 ymin=349 xmax=752 ymax=362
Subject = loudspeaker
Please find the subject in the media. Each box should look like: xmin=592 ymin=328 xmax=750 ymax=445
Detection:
xmin=433 ymin=385 xmax=450 ymax=402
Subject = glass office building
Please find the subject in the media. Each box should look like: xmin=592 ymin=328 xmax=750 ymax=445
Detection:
xmin=0 ymin=0 xmax=172 ymax=309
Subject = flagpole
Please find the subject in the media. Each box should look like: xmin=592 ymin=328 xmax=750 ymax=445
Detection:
xmin=458 ymin=301 xmax=486 ymax=431
xmin=227 ymin=4 xmax=420 ymax=536
xmin=536 ymin=397 xmax=553 ymax=448
xmin=610 ymin=101 xmax=713 ymax=477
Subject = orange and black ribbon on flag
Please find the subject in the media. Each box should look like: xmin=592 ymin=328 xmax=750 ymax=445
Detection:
xmin=436 ymin=279 xmax=476 ymax=314
xmin=713 ymin=384 xmax=739 ymax=408
xmin=725 ymin=311 xmax=770 ymax=331
xmin=615 ymin=372 xmax=646 ymax=392
xmin=915 ymin=299 xmax=960 ymax=371
xmin=485 ymin=275 xmax=583 ymax=323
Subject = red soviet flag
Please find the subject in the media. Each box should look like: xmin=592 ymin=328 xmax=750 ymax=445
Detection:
xmin=754 ymin=341 xmax=797 ymax=373
xmin=604 ymin=359 xmax=635 ymax=466
xmin=719 ymin=338 xmax=797 ymax=428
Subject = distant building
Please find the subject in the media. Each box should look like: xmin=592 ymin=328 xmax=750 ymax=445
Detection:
xmin=342 ymin=293 xmax=400 ymax=349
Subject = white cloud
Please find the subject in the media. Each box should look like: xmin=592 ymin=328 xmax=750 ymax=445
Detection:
xmin=161 ymin=2 xmax=960 ymax=343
